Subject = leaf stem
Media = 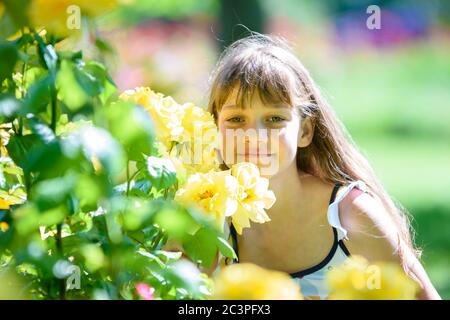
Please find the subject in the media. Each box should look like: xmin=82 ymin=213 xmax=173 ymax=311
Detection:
xmin=50 ymin=87 xmax=57 ymax=133
xmin=49 ymin=52 xmax=64 ymax=298
xmin=19 ymin=43 xmax=28 ymax=136
xmin=55 ymin=222 xmax=65 ymax=300
xmin=126 ymin=159 xmax=130 ymax=196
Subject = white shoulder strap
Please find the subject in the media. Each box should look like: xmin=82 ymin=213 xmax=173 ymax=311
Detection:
xmin=327 ymin=180 xmax=368 ymax=241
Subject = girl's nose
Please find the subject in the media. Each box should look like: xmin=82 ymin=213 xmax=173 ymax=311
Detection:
xmin=242 ymin=127 xmax=270 ymax=147
xmin=255 ymin=119 xmax=268 ymax=131
xmin=240 ymin=118 xmax=267 ymax=132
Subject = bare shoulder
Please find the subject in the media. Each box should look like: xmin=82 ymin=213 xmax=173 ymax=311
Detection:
xmin=337 ymin=187 xmax=401 ymax=263
xmin=337 ymin=186 xmax=442 ymax=299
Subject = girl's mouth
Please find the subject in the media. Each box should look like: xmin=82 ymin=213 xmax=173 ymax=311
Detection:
xmin=237 ymin=153 xmax=275 ymax=157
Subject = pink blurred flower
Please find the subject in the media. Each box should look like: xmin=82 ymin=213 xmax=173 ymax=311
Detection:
xmin=135 ymin=283 xmax=155 ymax=300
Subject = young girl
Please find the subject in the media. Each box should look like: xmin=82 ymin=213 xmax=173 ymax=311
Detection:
xmin=206 ymin=34 xmax=441 ymax=300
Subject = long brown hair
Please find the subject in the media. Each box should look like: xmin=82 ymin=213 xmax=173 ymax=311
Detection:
xmin=207 ymin=33 xmax=421 ymax=265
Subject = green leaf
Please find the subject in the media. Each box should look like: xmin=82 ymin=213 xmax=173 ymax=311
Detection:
xmin=56 ymin=60 xmax=88 ymax=111
xmin=0 ymin=42 xmax=18 ymax=83
xmin=13 ymin=203 xmax=65 ymax=236
xmin=15 ymin=33 xmax=34 ymax=50
xmin=74 ymin=125 xmax=126 ymax=176
xmin=24 ymin=139 xmax=76 ymax=178
xmin=100 ymin=101 xmax=155 ymax=161
xmin=154 ymin=250 xmax=182 ymax=264
xmin=57 ymin=50 xmax=83 ymax=62
xmin=126 ymin=229 xmax=145 ymax=243
xmin=34 ymin=34 xmax=58 ymax=73
xmin=68 ymin=210 xmax=93 ymax=233
xmin=6 ymin=134 xmax=42 ymax=168
xmin=39 ymin=206 xmax=66 ymax=226
xmin=23 ymin=75 xmax=52 ymax=114
xmin=95 ymin=38 xmax=114 ymax=54
xmin=183 ymin=228 xmax=217 ymax=269
xmin=80 ymin=244 xmax=106 ymax=272
xmin=74 ymin=61 xmax=107 ymax=97
xmin=154 ymin=207 xmax=197 ymax=241
xmin=114 ymin=179 xmax=152 ymax=197
xmin=118 ymin=197 xmax=157 ymax=231
xmin=74 ymin=174 xmax=104 ymax=212
xmin=138 ymin=250 xmax=166 ymax=269
xmin=98 ymin=80 xmax=117 ymax=106
xmin=22 ymin=67 xmax=47 ymax=91
xmin=145 ymin=156 xmax=176 ymax=191
xmin=62 ymin=234 xmax=89 ymax=255
xmin=89 ymin=61 xmax=115 ymax=85
xmin=216 ymin=236 xmax=237 ymax=260
xmin=31 ymin=174 xmax=76 ymax=211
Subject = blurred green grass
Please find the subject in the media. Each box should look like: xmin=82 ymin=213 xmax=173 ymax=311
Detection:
xmin=311 ymin=42 xmax=450 ymax=298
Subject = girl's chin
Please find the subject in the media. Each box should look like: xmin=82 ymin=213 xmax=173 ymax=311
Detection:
xmin=231 ymin=155 xmax=267 ymax=167
xmin=226 ymin=154 xmax=281 ymax=176
xmin=235 ymin=153 xmax=276 ymax=162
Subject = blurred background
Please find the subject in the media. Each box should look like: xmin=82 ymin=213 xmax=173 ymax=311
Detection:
xmin=70 ymin=0 xmax=450 ymax=298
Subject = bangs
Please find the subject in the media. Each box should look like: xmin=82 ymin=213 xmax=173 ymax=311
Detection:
xmin=211 ymin=54 xmax=303 ymax=115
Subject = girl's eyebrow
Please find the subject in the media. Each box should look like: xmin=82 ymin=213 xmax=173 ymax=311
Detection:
xmin=222 ymin=104 xmax=290 ymax=110
xmin=222 ymin=104 xmax=237 ymax=109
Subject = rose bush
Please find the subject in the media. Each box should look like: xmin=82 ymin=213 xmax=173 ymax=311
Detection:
xmin=0 ymin=0 xmax=239 ymax=300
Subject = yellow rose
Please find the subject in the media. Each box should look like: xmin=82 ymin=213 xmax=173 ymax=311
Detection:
xmin=28 ymin=0 xmax=73 ymax=37
xmin=0 ymin=196 xmax=23 ymax=210
xmin=177 ymin=102 xmax=219 ymax=173
xmin=28 ymin=0 xmax=119 ymax=37
xmin=230 ymin=162 xmax=275 ymax=234
xmin=121 ymin=87 xmax=220 ymax=175
xmin=211 ymin=263 xmax=303 ymax=300
xmin=180 ymin=102 xmax=218 ymax=147
xmin=0 ymin=221 xmax=9 ymax=232
xmin=120 ymin=87 xmax=185 ymax=150
xmin=1 ymin=126 xmax=12 ymax=158
xmin=326 ymin=255 xmax=419 ymax=300
xmin=174 ymin=170 xmax=239 ymax=230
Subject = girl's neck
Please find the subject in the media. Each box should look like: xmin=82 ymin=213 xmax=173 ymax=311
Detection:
xmin=267 ymin=162 xmax=314 ymax=219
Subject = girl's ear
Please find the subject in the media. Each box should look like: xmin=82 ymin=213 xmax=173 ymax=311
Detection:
xmin=298 ymin=117 xmax=314 ymax=148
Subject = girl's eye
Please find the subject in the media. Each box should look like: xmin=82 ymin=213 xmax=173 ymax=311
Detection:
xmin=226 ymin=116 xmax=245 ymax=123
xmin=266 ymin=116 xmax=286 ymax=123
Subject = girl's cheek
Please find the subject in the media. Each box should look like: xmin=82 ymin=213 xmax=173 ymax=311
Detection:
xmin=275 ymin=127 xmax=296 ymax=150
xmin=218 ymin=125 xmax=236 ymax=165
xmin=276 ymin=124 xmax=300 ymax=163
xmin=219 ymin=125 xmax=231 ymax=147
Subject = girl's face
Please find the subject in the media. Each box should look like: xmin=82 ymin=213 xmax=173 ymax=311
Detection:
xmin=217 ymin=87 xmax=305 ymax=178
